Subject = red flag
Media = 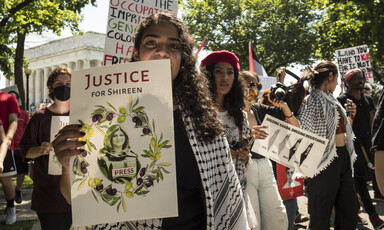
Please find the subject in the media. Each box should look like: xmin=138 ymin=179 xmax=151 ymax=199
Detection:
xmin=194 ymin=36 xmax=207 ymax=58
xmin=249 ymin=42 xmax=268 ymax=77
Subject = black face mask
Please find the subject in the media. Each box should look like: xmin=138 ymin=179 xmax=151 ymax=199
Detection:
xmin=53 ymin=85 xmax=71 ymax=101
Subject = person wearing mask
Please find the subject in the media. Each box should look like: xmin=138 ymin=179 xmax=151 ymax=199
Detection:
xmin=0 ymin=89 xmax=20 ymax=225
xmin=19 ymin=66 xmax=72 ymax=230
xmin=51 ymin=12 xmax=250 ymax=229
xmin=8 ymin=90 xmax=30 ymax=204
xmin=298 ymin=61 xmax=358 ymax=230
xmin=337 ymin=68 xmax=384 ymax=228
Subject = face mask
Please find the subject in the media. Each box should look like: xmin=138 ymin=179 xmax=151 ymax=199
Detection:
xmin=53 ymin=85 xmax=71 ymax=101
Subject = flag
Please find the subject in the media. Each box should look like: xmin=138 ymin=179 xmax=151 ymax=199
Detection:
xmin=194 ymin=36 xmax=207 ymax=58
xmin=249 ymin=42 xmax=268 ymax=77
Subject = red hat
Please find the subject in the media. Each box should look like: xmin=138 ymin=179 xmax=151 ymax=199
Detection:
xmin=200 ymin=50 xmax=240 ymax=72
xmin=344 ymin=68 xmax=363 ymax=84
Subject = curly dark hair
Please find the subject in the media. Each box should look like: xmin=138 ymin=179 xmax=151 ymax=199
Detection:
xmin=47 ymin=66 xmax=71 ymax=100
xmin=132 ymin=13 xmax=223 ymax=142
xmin=303 ymin=61 xmax=338 ymax=89
xmin=205 ymin=64 xmax=246 ymax=131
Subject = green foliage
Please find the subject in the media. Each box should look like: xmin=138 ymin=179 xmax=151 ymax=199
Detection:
xmin=314 ymin=0 xmax=384 ymax=82
xmin=181 ymin=0 xmax=319 ymax=76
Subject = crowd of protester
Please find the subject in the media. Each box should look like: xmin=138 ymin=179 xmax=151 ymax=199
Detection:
xmin=0 ymin=11 xmax=384 ymax=230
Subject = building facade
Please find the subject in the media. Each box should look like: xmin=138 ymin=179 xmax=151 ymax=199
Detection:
xmin=4 ymin=31 xmax=105 ymax=111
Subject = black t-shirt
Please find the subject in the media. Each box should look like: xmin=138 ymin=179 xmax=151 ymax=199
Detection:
xmin=161 ymin=110 xmax=206 ymax=230
xmin=337 ymin=92 xmax=375 ymax=146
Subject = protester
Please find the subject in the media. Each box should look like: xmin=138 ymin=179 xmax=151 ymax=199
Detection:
xmin=298 ymin=61 xmax=358 ymax=229
xmin=240 ymin=70 xmax=301 ymax=230
xmin=200 ymin=50 xmax=257 ymax=229
xmin=52 ymin=12 xmax=250 ymax=229
xmin=19 ymin=66 xmax=72 ymax=230
xmin=337 ymin=68 xmax=384 ymax=228
xmin=373 ymin=90 xmax=384 ymax=195
xmin=8 ymin=90 xmax=30 ymax=204
xmin=0 ymin=89 xmax=20 ymax=225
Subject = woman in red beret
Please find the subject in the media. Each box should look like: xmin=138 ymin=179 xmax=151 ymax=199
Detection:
xmin=201 ymin=50 xmax=258 ymax=229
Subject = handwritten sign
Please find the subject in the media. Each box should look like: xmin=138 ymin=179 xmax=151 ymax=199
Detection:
xmin=251 ymin=114 xmax=329 ymax=178
xmin=336 ymin=45 xmax=373 ymax=83
xmin=49 ymin=116 xmax=69 ymax=175
xmin=103 ymin=0 xmax=178 ymax=66
xmin=70 ymin=60 xmax=177 ymax=226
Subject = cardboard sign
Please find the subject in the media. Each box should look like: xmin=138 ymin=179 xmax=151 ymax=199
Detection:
xmin=251 ymin=114 xmax=329 ymax=178
xmin=69 ymin=59 xmax=177 ymax=226
xmin=103 ymin=0 xmax=178 ymax=65
xmin=336 ymin=45 xmax=373 ymax=83
xmin=49 ymin=116 xmax=69 ymax=175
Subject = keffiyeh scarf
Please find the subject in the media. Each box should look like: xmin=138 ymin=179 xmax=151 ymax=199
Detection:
xmin=298 ymin=89 xmax=356 ymax=178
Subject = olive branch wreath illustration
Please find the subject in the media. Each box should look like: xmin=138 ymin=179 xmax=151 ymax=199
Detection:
xmin=72 ymin=95 xmax=172 ymax=213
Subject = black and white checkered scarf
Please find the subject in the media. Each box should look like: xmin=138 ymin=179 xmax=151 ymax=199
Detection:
xmin=93 ymin=106 xmax=249 ymax=230
xmin=298 ymin=88 xmax=356 ymax=178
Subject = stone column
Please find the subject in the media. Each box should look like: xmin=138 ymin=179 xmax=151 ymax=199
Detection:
xmin=35 ymin=69 xmax=42 ymax=103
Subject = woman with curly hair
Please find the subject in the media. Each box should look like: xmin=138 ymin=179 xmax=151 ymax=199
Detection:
xmin=298 ymin=61 xmax=358 ymax=229
xmin=52 ymin=13 xmax=250 ymax=230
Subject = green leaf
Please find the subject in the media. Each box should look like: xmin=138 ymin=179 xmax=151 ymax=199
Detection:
xmin=86 ymin=140 xmax=92 ymax=152
xmin=91 ymin=189 xmax=99 ymax=202
xmin=152 ymin=119 xmax=156 ymax=132
xmin=158 ymin=140 xmax=170 ymax=148
xmin=159 ymin=170 xmax=164 ymax=181
xmin=78 ymin=120 xmax=84 ymax=126
xmin=96 ymin=126 xmax=105 ymax=136
xmin=129 ymin=95 xmax=133 ymax=111
xmin=133 ymin=98 xmax=139 ymax=108
xmin=72 ymin=178 xmax=83 ymax=184
xmin=133 ymin=106 xmax=145 ymax=113
xmin=117 ymin=201 xmax=121 ymax=213
xmin=159 ymin=162 xmax=171 ymax=166
xmin=150 ymin=138 xmax=156 ymax=148
xmin=78 ymin=179 xmax=86 ymax=191
xmin=122 ymin=196 xmax=127 ymax=212
xmin=90 ymin=142 xmax=97 ymax=151
xmin=110 ymin=197 xmax=120 ymax=206
xmin=107 ymin=102 xmax=117 ymax=112
xmin=163 ymin=145 xmax=172 ymax=149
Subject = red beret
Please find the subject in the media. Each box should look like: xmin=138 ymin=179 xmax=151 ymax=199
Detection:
xmin=344 ymin=68 xmax=363 ymax=84
xmin=200 ymin=50 xmax=240 ymax=72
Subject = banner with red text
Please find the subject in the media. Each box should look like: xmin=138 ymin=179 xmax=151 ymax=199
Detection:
xmin=104 ymin=0 xmax=178 ymax=66
xmin=336 ymin=45 xmax=373 ymax=83
xmin=70 ymin=59 xmax=177 ymax=226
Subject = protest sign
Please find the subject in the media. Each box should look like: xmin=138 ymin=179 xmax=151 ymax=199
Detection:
xmin=70 ymin=59 xmax=177 ymax=226
xmin=259 ymin=76 xmax=276 ymax=98
xmin=276 ymin=163 xmax=304 ymax=201
xmin=336 ymin=45 xmax=373 ymax=83
xmin=104 ymin=0 xmax=178 ymax=66
xmin=48 ymin=116 xmax=69 ymax=175
xmin=251 ymin=114 xmax=329 ymax=178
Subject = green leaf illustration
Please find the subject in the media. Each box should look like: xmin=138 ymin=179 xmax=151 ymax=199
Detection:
xmin=122 ymin=196 xmax=127 ymax=212
xmin=78 ymin=179 xmax=86 ymax=191
xmin=91 ymin=189 xmax=99 ymax=203
xmin=107 ymin=102 xmax=117 ymax=112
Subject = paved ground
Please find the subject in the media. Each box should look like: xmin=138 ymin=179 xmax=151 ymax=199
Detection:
xmin=0 ymin=183 xmax=383 ymax=229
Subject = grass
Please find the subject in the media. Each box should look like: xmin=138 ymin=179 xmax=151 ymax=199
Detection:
xmin=0 ymin=220 xmax=35 ymax=230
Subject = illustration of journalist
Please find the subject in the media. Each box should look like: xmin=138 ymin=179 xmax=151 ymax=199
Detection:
xmin=283 ymin=168 xmax=301 ymax=189
xmin=98 ymin=125 xmax=140 ymax=184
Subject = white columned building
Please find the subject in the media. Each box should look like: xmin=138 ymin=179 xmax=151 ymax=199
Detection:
xmin=5 ymin=31 xmax=105 ymax=111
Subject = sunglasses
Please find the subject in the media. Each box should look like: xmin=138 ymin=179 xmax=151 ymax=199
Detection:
xmin=363 ymin=88 xmax=371 ymax=91
xmin=249 ymin=82 xmax=262 ymax=90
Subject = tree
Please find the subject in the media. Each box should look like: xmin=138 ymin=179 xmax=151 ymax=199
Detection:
xmin=180 ymin=0 xmax=319 ymax=76
xmin=314 ymin=0 xmax=384 ymax=83
xmin=0 ymin=0 xmax=96 ymax=110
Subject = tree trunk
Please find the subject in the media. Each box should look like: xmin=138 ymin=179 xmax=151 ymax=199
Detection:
xmin=14 ymin=30 xmax=26 ymax=111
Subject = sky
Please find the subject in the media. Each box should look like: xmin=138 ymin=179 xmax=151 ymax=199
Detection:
xmin=1 ymin=0 xmax=341 ymax=94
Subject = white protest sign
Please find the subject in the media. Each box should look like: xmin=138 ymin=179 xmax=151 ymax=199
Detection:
xmin=251 ymin=114 xmax=329 ymax=178
xmin=259 ymin=76 xmax=276 ymax=98
xmin=49 ymin=116 xmax=69 ymax=175
xmin=336 ymin=45 xmax=373 ymax=83
xmin=70 ymin=59 xmax=177 ymax=226
xmin=104 ymin=0 xmax=178 ymax=65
